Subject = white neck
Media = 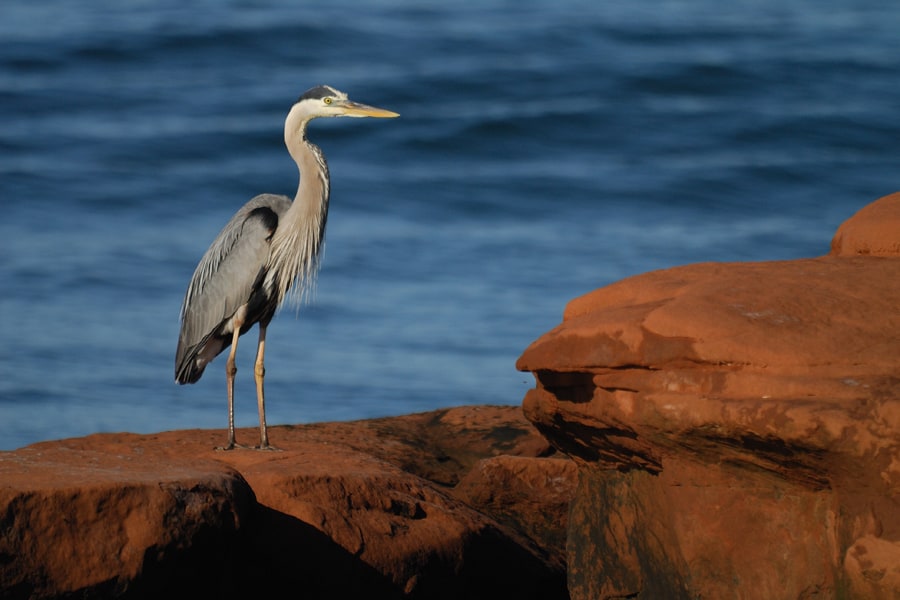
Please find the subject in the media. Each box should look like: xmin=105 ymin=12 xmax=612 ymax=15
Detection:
xmin=265 ymin=106 xmax=330 ymax=306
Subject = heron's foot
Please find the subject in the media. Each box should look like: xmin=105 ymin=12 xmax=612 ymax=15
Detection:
xmin=255 ymin=444 xmax=283 ymax=452
xmin=215 ymin=442 xmax=255 ymax=451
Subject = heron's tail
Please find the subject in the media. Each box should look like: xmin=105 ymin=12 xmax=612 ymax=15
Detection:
xmin=175 ymin=357 xmax=206 ymax=384
xmin=174 ymin=335 xmax=221 ymax=384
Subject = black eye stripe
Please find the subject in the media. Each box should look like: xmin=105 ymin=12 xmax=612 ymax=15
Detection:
xmin=296 ymin=85 xmax=340 ymax=103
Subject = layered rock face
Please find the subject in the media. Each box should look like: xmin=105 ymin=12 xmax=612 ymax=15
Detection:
xmin=0 ymin=407 xmax=575 ymax=600
xmin=518 ymin=192 xmax=900 ymax=599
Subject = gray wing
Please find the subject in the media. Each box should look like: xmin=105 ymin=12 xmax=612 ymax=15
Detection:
xmin=175 ymin=194 xmax=292 ymax=383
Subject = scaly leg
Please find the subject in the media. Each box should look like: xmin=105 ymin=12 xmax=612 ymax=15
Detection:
xmin=254 ymin=323 xmax=277 ymax=450
xmin=218 ymin=325 xmax=244 ymax=450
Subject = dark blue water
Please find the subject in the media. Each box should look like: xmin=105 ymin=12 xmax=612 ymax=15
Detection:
xmin=2 ymin=0 xmax=898 ymax=450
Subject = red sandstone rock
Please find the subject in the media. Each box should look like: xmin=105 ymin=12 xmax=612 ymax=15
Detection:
xmin=831 ymin=190 xmax=900 ymax=256
xmin=0 ymin=406 xmax=573 ymax=600
xmin=517 ymin=192 xmax=900 ymax=599
xmin=0 ymin=446 xmax=252 ymax=598
xmin=455 ymin=455 xmax=577 ymax=571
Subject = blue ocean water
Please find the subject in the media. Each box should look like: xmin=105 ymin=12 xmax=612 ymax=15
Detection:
xmin=1 ymin=0 xmax=898 ymax=451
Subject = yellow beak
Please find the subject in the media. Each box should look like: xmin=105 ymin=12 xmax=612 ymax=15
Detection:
xmin=339 ymin=100 xmax=400 ymax=118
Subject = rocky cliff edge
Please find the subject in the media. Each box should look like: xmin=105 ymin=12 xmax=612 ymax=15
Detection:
xmin=517 ymin=192 xmax=900 ymax=599
xmin=0 ymin=407 xmax=575 ymax=600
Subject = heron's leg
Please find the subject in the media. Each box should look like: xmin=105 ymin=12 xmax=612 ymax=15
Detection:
xmin=254 ymin=323 xmax=274 ymax=450
xmin=219 ymin=326 xmax=243 ymax=451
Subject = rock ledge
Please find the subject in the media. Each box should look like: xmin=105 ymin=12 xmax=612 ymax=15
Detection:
xmin=517 ymin=192 xmax=900 ymax=599
xmin=0 ymin=406 xmax=575 ymax=600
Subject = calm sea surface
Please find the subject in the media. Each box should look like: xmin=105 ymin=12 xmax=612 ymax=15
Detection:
xmin=1 ymin=0 xmax=898 ymax=450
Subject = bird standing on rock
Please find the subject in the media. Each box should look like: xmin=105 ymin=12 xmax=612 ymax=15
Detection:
xmin=175 ymin=85 xmax=399 ymax=450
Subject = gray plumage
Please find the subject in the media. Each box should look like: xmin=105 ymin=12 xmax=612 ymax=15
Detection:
xmin=174 ymin=85 xmax=398 ymax=450
xmin=175 ymin=194 xmax=293 ymax=384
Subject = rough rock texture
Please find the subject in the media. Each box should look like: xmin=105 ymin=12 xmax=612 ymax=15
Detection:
xmin=517 ymin=192 xmax=900 ymax=599
xmin=0 ymin=406 xmax=575 ymax=600
xmin=831 ymin=192 xmax=900 ymax=257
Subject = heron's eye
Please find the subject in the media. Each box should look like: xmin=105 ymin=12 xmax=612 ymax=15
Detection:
xmin=323 ymin=97 xmax=333 ymax=105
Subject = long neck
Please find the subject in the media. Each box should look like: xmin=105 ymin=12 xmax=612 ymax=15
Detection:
xmin=266 ymin=116 xmax=330 ymax=306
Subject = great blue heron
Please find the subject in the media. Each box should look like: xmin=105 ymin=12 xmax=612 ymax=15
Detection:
xmin=175 ymin=85 xmax=398 ymax=450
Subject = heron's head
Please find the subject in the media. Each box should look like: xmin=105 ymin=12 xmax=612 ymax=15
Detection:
xmin=291 ymin=85 xmax=399 ymax=121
